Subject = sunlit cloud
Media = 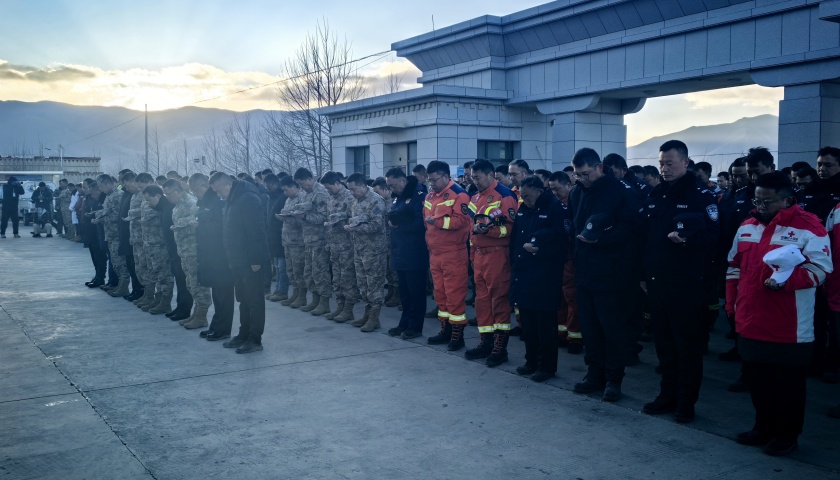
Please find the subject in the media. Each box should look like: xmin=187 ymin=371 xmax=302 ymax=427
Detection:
xmin=684 ymin=84 xmax=783 ymax=109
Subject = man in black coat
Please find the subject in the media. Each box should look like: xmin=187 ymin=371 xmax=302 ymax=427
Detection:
xmin=210 ymin=172 xmax=270 ymax=354
xmin=510 ymin=175 xmax=569 ymax=382
xmin=641 ymin=140 xmax=719 ymax=424
xmin=568 ymin=148 xmax=641 ymax=402
xmin=189 ymin=173 xmax=234 ymax=341
xmin=1 ymin=176 xmax=25 ymax=238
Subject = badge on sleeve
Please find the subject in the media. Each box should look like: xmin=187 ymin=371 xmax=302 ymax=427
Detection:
xmin=461 ymin=203 xmax=469 ymax=214
xmin=706 ymin=204 xmax=719 ymax=221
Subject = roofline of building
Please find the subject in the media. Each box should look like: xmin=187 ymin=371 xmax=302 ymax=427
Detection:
xmin=317 ymin=85 xmax=511 ymax=116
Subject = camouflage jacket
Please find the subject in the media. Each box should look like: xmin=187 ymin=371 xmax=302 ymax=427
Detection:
xmin=140 ymin=199 xmax=165 ymax=247
xmin=127 ymin=191 xmax=144 ymax=246
xmin=325 ymin=187 xmax=354 ymax=250
xmin=280 ymin=193 xmax=304 ymax=247
xmin=56 ymin=188 xmax=72 ymax=210
xmin=298 ymin=182 xmax=329 ymax=245
xmin=349 ymin=188 xmax=387 ymax=252
xmin=96 ymin=189 xmax=124 ymax=240
xmin=171 ymin=194 xmax=198 ymax=259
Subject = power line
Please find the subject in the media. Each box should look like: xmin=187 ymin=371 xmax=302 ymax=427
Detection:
xmin=61 ymin=48 xmax=394 ymax=148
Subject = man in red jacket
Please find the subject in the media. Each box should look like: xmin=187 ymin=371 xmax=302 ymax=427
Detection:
xmin=726 ymin=172 xmax=832 ymax=456
xmin=424 ymin=161 xmax=472 ymax=350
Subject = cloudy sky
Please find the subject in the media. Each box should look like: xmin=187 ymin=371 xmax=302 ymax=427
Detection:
xmin=0 ymin=0 xmax=781 ymax=145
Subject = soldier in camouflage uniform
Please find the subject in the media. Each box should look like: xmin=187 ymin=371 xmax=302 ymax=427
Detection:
xmin=372 ymin=178 xmax=400 ymax=307
xmin=163 ymin=179 xmax=212 ymax=329
xmin=93 ymin=175 xmax=130 ymax=297
xmin=56 ymin=180 xmax=74 ymax=238
xmin=278 ymin=177 xmax=306 ymax=308
xmin=344 ymin=174 xmax=388 ymax=332
xmin=127 ymin=174 xmax=152 ymax=307
xmin=138 ymin=185 xmax=174 ymax=312
xmin=292 ymin=168 xmax=332 ymax=315
xmin=320 ymin=172 xmax=359 ymax=321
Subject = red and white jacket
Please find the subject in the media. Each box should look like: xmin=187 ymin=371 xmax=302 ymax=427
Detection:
xmin=823 ymin=201 xmax=840 ymax=311
xmin=725 ymin=205 xmax=832 ymax=344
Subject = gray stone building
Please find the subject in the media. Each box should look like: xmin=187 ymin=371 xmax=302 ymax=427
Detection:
xmin=319 ymin=0 xmax=840 ymax=176
xmin=0 ymin=156 xmax=102 ymax=184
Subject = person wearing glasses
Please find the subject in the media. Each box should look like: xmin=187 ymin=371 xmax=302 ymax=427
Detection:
xmin=507 ymin=159 xmax=531 ymax=206
xmin=727 ymin=171 xmax=831 ymax=456
xmin=641 ymin=140 xmax=719 ymax=424
xmin=568 ymin=148 xmax=641 ymax=403
xmin=423 ymin=161 xmax=472 ymax=351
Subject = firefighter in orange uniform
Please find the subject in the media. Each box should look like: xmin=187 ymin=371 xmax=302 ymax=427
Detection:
xmin=464 ymin=160 xmax=519 ymax=367
xmin=424 ymin=161 xmax=472 ymax=350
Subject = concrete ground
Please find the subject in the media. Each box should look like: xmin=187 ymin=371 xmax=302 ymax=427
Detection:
xmin=1 ymin=234 xmax=840 ymax=480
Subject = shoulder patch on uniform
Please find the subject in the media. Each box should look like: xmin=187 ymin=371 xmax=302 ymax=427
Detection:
xmin=706 ymin=204 xmax=719 ymax=222
xmin=461 ymin=203 xmax=469 ymax=215
xmin=509 ymin=208 xmax=516 ymax=219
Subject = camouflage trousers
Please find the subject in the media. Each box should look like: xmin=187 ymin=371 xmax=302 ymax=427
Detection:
xmin=106 ymin=237 xmax=129 ymax=282
xmin=133 ymin=243 xmax=150 ymax=287
xmin=353 ymin=245 xmax=386 ymax=306
xmin=329 ymin=247 xmax=358 ymax=303
xmin=284 ymin=245 xmax=306 ymax=290
xmin=304 ymin=243 xmax=331 ymax=297
xmin=144 ymin=242 xmax=174 ymax=295
xmin=181 ymin=254 xmax=212 ymax=307
xmin=61 ymin=208 xmax=74 ymax=237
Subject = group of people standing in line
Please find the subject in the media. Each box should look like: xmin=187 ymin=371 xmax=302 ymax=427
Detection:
xmin=64 ymin=140 xmax=840 ymax=458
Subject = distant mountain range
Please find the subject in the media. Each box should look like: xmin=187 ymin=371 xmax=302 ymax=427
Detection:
xmin=628 ymin=114 xmax=778 ymax=173
xmin=0 ymin=100 xmax=778 ymax=175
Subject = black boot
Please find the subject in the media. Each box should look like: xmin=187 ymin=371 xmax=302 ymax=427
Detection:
xmin=464 ymin=332 xmax=494 ymax=360
xmin=427 ymin=318 xmax=451 ymax=345
xmin=485 ymin=331 xmax=509 ymax=367
xmin=447 ymin=323 xmax=465 ymax=351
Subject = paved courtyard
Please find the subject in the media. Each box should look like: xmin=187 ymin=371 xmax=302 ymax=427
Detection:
xmin=1 ymin=235 xmax=839 ymax=479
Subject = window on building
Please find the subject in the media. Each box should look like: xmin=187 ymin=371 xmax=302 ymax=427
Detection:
xmin=477 ymin=141 xmax=520 ymax=167
xmin=351 ymin=146 xmax=370 ymax=176
xmin=407 ymin=142 xmax=418 ymax=171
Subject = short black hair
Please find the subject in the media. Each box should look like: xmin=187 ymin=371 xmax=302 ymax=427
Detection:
xmin=463 ymin=161 xmax=475 ymax=170
xmin=572 ymin=148 xmax=601 ymax=168
xmin=755 ymin=171 xmax=795 ymax=199
xmin=603 ymin=153 xmax=628 ymax=170
xmin=155 ymin=175 xmax=167 ymax=183
xmin=97 ymin=174 xmax=114 ymax=184
xmin=717 ymin=172 xmax=730 ymax=180
xmin=261 ymin=168 xmax=273 ymax=176
xmin=412 ymin=164 xmax=426 ymax=174
xmin=695 ymin=161 xmax=713 ymax=176
xmin=320 ymin=171 xmax=343 ymax=185
xmin=548 ymin=171 xmax=571 ymax=185
xmin=264 ymin=173 xmax=280 ymax=185
xmin=781 ymin=166 xmax=792 ymax=177
xmin=294 ymin=168 xmax=314 ymax=181
xmin=122 ymin=172 xmax=137 ymax=183
xmin=162 ymin=179 xmax=183 ymax=191
xmin=746 ymin=147 xmax=774 ymax=168
xmin=166 ymin=170 xmax=180 ymax=179
xmin=520 ymin=175 xmax=545 ymax=191
xmin=372 ymin=177 xmax=387 ymax=189
xmin=509 ymin=159 xmax=531 ymax=173
xmin=472 ymin=159 xmax=495 ymax=175
xmin=534 ymin=169 xmax=552 ymax=180
xmin=143 ymin=185 xmax=164 ymax=197
xmin=628 ymin=165 xmax=645 ymax=176
xmin=729 ymin=157 xmax=747 ymax=171
xmin=59 ymin=178 xmax=68 ymax=183
xmin=659 ymin=140 xmax=689 ymax=158
xmin=209 ymin=171 xmax=234 ymax=186
xmin=794 ymin=166 xmax=818 ymax=180
xmin=818 ymin=146 xmax=840 ymax=159
xmin=495 ymin=165 xmax=509 ymax=175
xmin=643 ymin=165 xmax=660 ymax=178
xmin=790 ymin=161 xmax=811 ymax=172
xmin=135 ymin=173 xmax=154 ymax=184
xmin=562 ymin=165 xmax=574 ymax=173
xmin=347 ymin=173 xmax=367 ymax=186
xmin=279 ymin=176 xmax=298 ymax=189
xmin=385 ymin=167 xmax=406 ymax=179
xmin=188 ymin=173 xmax=208 ymax=186
xmin=426 ymin=161 xmax=450 ymax=177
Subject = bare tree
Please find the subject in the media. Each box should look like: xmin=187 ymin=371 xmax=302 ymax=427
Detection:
xmin=383 ymin=70 xmax=404 ymax=95
xmin=274 ymin=20 xmax=365 ymax=177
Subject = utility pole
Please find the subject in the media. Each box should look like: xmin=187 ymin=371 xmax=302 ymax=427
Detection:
xmin=145 ymin=104 xmax=149 ymax=172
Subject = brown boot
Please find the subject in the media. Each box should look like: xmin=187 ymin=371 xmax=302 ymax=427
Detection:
xmin=360 ymin=305 xmax=381 ymax=332
xmin=325 ymin=300 xmax=344 ymax=320
xmin=141 ymin=292 xmax=162 ymax=312
xmin=310 ymin=295 xmax=331 ymax=316
xmin=148 ymin=292 xmax=173 ymax=315
xmin=290 ymin=289 xmax=309 ymax=309
xmin=135 ymin=289 xmax=154 ymax=307
xmin=350 ymin=304 xmax=371 ymax=327
xmin=108 ymin=278 xmax=130 ymax=297
xmin=281 ymin=287 xmax=299 ymax=306
xmin=179 ymin=307 xmax=196 ymax=326
xmin=184 ymin=305 xmax=209 ymax=329
xmin=300 ymin=293 xmax=321 ymax=312
xmin=385 ymin=286 xmax=401 ymax=308
xmin=334 ymin=302 xmax=356 ymax=323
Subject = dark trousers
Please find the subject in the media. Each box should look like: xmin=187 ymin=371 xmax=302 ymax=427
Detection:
xmin=89 ymin=245 xmax=107 ymax=280
xmin=648 ymin=280 xmax=705 ymax=405
xmin=233 ymin=266 xmax=266 ymax=343
xmin=577 ymin=285 xmax=629 ymax=383
xmin=125 ymin=247 xmax=141 ymax=292
xmin=743 ymin=361 xmax=807 ymax=438
xmin=1 ymin=210 xmax=19 ymax=235
xmin=813 ymin=292 xmax=839 ymax=373
xmin=208 ymin=279 xmax=235 ymax=336
xmin=170 ymin=254 xmax=194 ymax=314
xmin=521 ymin=308 xmax=558 ymax=374
xmin=397 ymin=269 xmax=426 ymax=332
